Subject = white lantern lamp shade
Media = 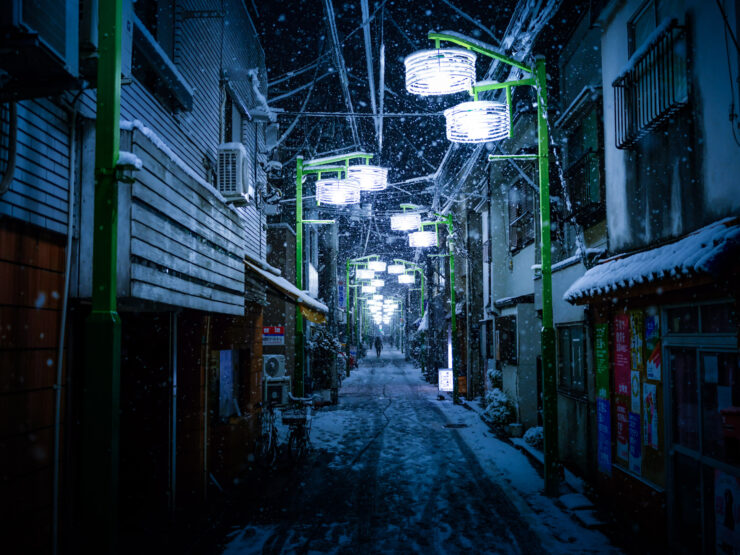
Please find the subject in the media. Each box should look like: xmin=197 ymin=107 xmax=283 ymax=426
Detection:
xmin=387 ymin=264 xmax=405 ymax=275
xmin=372 ymin=294 xmax=384 ymax=301
xmin=356 ymin=268 xmax=375 ymax=280
xmin=390 ymin=212 xmax=422 ymax=231
xmin=409 ymin=230 xmax=437 ymax=248
xmin=398 ymin=274 xmax=415 ymax=284
xmin=347 ymin=165 xmax=389 ymax=192
xmin=367 ymin=260 xmax=387 ymax=272
xmin=361 ymin=285 xmax=377 ymax=294
xmin=316 ymin=178 xmax=361 ymax=205
xmin=444 ymin=101 xmax=510 ymax=143
xmin=370 ymin=279 xmax=385 ymax=288
xmin=404 ymin=48 xmax=477 ymax=96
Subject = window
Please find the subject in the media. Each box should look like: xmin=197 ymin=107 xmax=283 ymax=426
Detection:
xmin=131 ymin=0 xmax=193 ymax=111
xmin=614 ymin=2 xmax=687 ymax=149
xmin=558 ymin=325 xmax=586 ymax=392
xmin=563 ymin=104 xmax=605 ymax=225
xmin=496 ymin=316 xmax=517 ymax=365
xmin=223 ymin=93 xmax=243 ymax=143
xmin=508 ymin=180 xmax=535 ymax=252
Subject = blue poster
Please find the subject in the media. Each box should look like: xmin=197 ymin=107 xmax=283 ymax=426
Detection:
xmin=629 ymin=411 xmax=642 ymax=473
xmin=597 ymin=398 xmax=612 ymax=475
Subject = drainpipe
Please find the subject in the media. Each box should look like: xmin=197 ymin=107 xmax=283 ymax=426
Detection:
xmin=52 ymin=91 xmax=82 ymax=555
xmin=81 ymin=0 xmax=123 ymax=550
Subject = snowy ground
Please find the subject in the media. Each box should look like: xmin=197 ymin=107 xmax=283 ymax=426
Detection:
xmin=220 ymin=349 xmax=619 ymax=554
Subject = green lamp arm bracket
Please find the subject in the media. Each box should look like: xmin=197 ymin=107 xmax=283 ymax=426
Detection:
xmin=427 ymin=31 xmax=532 ymax=74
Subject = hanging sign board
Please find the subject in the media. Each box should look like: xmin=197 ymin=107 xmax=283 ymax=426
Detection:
xmin=262 ymin=326 xmax=285 ymax=346
xmin=438 ymin=369 xmax=454 ymax=392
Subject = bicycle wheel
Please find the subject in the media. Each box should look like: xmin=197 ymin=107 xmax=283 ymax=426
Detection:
xmin=288 ymin=428 xmax=307 ymax=461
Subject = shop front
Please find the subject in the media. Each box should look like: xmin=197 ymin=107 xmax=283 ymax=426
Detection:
xmin=565 ymin=218 xmax=740 ymax=552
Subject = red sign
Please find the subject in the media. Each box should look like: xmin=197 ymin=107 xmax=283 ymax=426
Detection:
xmin=262 ymin=326 xmax=285 ymax=345
xmin=614 ymin=313 xmax=631 ymax=396
xmin=263 ymin=326 xmax=284 ymax=335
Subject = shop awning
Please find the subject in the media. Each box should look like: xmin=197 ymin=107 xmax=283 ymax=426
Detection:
xmin=564 ymin=217 xmax=740 ymax=304
xmin=244 ymin=259 xmax=328 ymax=324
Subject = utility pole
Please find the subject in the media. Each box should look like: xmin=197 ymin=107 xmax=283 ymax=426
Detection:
xmin=82 ymin=0 xmax=122 ymax=550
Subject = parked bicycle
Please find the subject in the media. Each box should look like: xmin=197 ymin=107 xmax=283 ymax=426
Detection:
xmin=282 ymin=393 xmax=313 ymax=461
xmin=257 ymin=402 xmax=278 ymax=467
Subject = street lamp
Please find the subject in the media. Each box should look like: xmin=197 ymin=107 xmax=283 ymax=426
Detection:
xmin=404 ymin=48 xmax=477 ymax=95
xmin=390 ymin=203 xmax=423 ymax=231
xmin=405 ymin=31 xmax=559 ymax=496
xmin=444 ymin=100 xmax=510 ymax=143
xmin=398 ymin=274 xmax=415 ymax=284
xmin=296 ymin=152 xmax=373 ymax=397
xmin=347 ymin=164 xmax=389 ymax=191
xmin=409 ymin=230 xmax=437 ymax=248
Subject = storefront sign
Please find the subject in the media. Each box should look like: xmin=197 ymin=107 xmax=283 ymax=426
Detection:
xmin=597 ymin=398 xmax=612 ymax=475
xmin=438 ymin=369 xmax=454 ymax=392
xmin=617 ymin=402 xmax=629 ymax=462
xmin=643 ymin=383 xmax=659 ymax=449
xmin=262 ymin=326 xmax=285 ymax=346
xmin=614 ymin=314 xmax=630 ymax=396
xmin=645 ymin=312 xmax=661 ymax=381
xmin=629 ymin=411 xmax=642 ymax=473
xmin=595 ymin=323 xmax=610 ymax=399
xmin=631 ymin=371 xmax=641 ymax=413
xmin=630 ymin=310 xmax=645 ymax=374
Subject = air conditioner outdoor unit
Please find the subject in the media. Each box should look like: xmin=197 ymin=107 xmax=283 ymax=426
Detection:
xmin=263 ymin=354 xmax=286 ymax=378
xmin=263 ymin=376 xmax=290 ymax=406
xmin=217 ymin=143 xmax=255 ymax=205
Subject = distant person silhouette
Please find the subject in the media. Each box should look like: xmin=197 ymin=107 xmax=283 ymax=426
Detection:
xmin=374 ymin=336 xmax=383 ymax=358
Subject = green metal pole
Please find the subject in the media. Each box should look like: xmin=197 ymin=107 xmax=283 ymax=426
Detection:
xmin=345 ymin=261 xmax=351 ymax=376
xmin=536 ymin=56 xmax=559 ymax=496
xmin=295 ymin=157 xmax=305 ymax=397
xmin=448 ymin=220 xmax=459 ymax=403
xmin=83 ymin=0 xmax=122 ymax=550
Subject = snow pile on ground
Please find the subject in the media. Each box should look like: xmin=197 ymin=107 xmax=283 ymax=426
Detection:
xmin=524 ymin=426 xmax=544 ymax=449
xmin=565 ymin=216 xmax=740 ymax=302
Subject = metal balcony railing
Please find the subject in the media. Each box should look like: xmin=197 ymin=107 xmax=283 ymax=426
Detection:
xmin=613 ymin=20 xmax=688 ymax=149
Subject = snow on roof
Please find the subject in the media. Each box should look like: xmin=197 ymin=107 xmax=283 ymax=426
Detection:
xmin=564 ymin=217 xmax=740 ymax=303
xmin=244 ymin=259 xmax=327 ymax=313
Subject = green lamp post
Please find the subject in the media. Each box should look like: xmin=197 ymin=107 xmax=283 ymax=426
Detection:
xmin=405 ymin=31 xmax=558 ymax=496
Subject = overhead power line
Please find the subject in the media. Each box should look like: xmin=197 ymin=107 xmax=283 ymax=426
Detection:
xmin=275 ymin=111 xmax=444 ymax=118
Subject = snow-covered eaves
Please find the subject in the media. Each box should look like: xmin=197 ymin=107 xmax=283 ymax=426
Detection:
xmin=564 ymin=217 xmax=740 ymax=304
xmin=244 ymin=259 xmax=328 ymax=314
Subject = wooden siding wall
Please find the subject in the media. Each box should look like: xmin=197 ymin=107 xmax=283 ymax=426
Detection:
xmin=0 ymin=219 xmax=66 ymax=552
xmin=76 ymin=0 xmax=268 ymax=264
xmin=0 ymin=99 xmax=71 ymax=234
xmin=126 ymin=128 xmax=247 ymax=314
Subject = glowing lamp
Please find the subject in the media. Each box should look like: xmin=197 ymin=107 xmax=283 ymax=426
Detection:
xmin=404 ymin=48 xmax=477 ymax=96
xmin=356 ymin=268 xmax=375 ymax=280
xmin=444 ymin=101 xmax=510 ymax=143
xmin=387 ymin=264 xmax=405 ymax=274
xmin=361 ymin=285 xmax=377 ymax=294
xmin=398 ymin=274 xmax=415 ymax=284
xmin=368 ymin=260 xmax=387 ymax=272
xmin=347 ymin=165 xmax=389 ymax=191
xmin=390 ymin=212 xmax=422 ymax=231
xmin=409 ymin=230 xmax=437 ymax=248
xmin=370 ymin=279 xmax=385 ymax=288
xmin=316 ymin=178 xmax=361 ymax=205
xmin=372 ymin=294 xmax=384 ymax=301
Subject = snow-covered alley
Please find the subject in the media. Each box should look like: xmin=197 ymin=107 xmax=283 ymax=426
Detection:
xmin=218 ymin=350 xmax=618 ymax=554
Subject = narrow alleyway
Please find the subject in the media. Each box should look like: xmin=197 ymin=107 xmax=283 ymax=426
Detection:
xmin=214 ymin=350 xmax=617 ymax=554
